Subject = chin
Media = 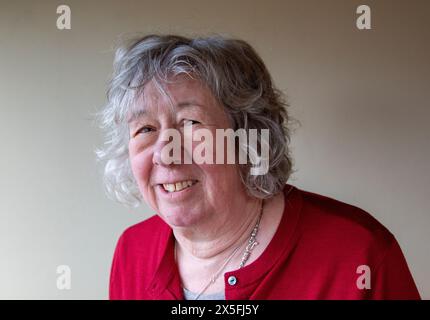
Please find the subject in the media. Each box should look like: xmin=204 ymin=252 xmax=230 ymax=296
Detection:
xmin=158 ymin=207 xmax=202 ymax=228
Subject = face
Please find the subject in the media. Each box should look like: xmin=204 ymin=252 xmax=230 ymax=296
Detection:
xmin=128 ymin=76 xmax=247 ymax=228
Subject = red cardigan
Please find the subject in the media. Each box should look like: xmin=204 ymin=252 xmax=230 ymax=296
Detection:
xmin=109 ymin=184 xmax=420 ymax=299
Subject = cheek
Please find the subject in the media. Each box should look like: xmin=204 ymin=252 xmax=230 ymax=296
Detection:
xmin=199 ymin=163 xmax=243 ymax=199
xmin=129 ymin=145 xmax=153 ymax=199
xmin=189 ymin=128 xmax=244 ymax=196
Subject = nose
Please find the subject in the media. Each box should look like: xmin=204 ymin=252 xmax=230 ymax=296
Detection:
xmin=152 ymin=145 xmax=163 ymax=166
xmin=152 ymin=128 xmax=182 ymax=166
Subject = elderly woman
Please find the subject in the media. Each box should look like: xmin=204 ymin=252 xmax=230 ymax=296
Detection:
xmin=97 ymin=34 xmax=420 ymax=300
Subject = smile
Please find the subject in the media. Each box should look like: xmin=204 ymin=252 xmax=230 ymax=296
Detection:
xmin=161 ymin=180 xmax=198 ymax=193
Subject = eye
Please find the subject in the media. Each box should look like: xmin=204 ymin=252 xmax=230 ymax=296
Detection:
xmin=184 ymin=119 xmax=200 ymax=126
xmin=135 ymin=126 xmax=154 ymax=136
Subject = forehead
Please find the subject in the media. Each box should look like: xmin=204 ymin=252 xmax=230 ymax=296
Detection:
xmin=126 ymin=76 xmax=220 ymax=122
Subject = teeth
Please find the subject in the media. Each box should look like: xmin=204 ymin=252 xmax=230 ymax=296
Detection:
xmin=162 ymin=180 xmax=195 ymax=192
xmin=164 ymin=184 xmax=175 ymax=192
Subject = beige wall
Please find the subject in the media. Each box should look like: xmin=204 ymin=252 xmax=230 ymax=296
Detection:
xmin=0 ymin=0 xmax=428 ymax=299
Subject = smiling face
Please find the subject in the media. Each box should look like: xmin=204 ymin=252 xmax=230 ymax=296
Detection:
xmin=128 ymin=76 xmax=248 ymax=228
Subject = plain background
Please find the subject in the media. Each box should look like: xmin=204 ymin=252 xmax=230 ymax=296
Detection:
xmin=0 ymin=0 xmax=428 ymax=299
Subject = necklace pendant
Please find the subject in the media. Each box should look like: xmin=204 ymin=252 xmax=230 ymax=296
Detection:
xmin=250 ymin=241 xmax=259 ymax=249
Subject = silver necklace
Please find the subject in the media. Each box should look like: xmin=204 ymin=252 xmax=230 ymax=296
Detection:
xmin=175 ymin=201 xmax=264 ymax=300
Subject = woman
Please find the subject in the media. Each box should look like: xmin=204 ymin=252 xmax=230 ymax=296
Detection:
xmin=97 ymin=34 xmax=420 ymax=299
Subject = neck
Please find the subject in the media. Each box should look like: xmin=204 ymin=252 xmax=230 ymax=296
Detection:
xmin=173 ymin=197 xmax=263 ymax=261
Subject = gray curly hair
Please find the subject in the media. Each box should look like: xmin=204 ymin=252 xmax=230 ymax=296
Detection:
xmin=96 ymin=34 xmax=295 ymax=207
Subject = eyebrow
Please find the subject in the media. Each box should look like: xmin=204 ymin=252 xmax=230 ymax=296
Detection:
xmin=126 ymin=100 xmax=205 ymax=123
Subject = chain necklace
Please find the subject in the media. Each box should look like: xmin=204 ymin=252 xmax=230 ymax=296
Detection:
xmin=175 ymin=200 xmax=264 ymax=300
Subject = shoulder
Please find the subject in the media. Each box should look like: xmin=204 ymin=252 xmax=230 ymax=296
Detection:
xmin=278 ymin=185 xmax=420 ymax=299
xmin=294 ymin=186 xmax=395 ymax=255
